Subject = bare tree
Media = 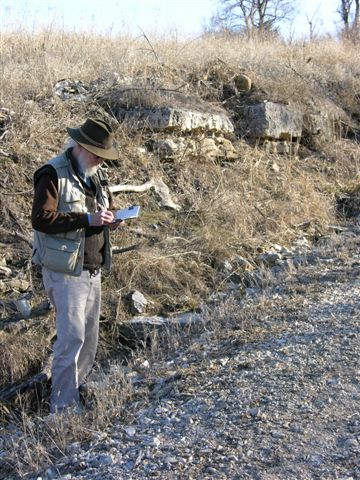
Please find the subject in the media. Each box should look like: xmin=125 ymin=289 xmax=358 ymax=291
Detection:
xmin=338 ymin=0 xmax=359 ymax=39
xmin=338 ymin=0 xmax=353 ymax=37
xmin=354 ymin=0 xmax=359 ymax=37
xmin=306 ymin=7 xmax=320 ymax=40
xmin=210 ymin=0 xmax=296 ymax=38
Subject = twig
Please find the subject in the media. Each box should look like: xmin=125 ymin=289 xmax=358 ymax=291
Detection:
xmin=137 ymin=26 xmax=160 ymax=63
xmin=216 ymin=56 xmax=228 ymax=65
xmin=254 ymin=205 xmax=267 ymax=218
xmin=285 ymin=61 xmax=306 ymax=81
xmin=160 ymin=84 xmax=189 ymax=93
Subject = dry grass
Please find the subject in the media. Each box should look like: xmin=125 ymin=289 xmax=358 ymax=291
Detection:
xmin=0 ymin=361 xmax=133 ymax=476
xmin=0 ymin=27 xmax=360 ymax=476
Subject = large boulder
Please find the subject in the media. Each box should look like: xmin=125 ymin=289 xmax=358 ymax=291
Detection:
xmin=302 ymin=100 xmax=346 ymax=145
xmin=243 ymin=101 xmax=303 ymax=141
xmin=119 ymin=106 xmax=234 ymax=134
xmin=98 ymin=86 xmax=234 ymax=134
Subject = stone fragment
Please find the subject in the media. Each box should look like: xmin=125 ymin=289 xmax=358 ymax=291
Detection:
xmin=164 ymin=455 xmax=178 ymax=464
xmin=219 ymin=138 xmax=238 ymax=160
xmin=125 ymin=426 xmax=136 ymax=437
xmin=89 ymin=454 xmax=114 ymax=467
xmin=243 ymin=102 xmax=303 ymax=141
xmin=152 ymin=139 xmax=182 ymax=159
xmin=256 ymin=252 xmax=282 ymax=267
xmin=343 ymin=438 xmax=359 ymax=450
xmin=128 ymin=290 xmax=148 ymax=314
xmin=200 ymin=138 xmax=221 ymax=160
xmin=150 ymin=436 xmax=161 ymax=447
xmin=13 ymin=298 xmax=32 ymax=318
xmin=0 ymin=266 xmax=12 ymax=277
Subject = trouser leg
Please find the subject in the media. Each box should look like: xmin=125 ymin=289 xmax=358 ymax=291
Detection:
xmin=42 ymin=268 xmax=95 ymax=413
xmin=77 ymin=270 xmax=101 ymax=386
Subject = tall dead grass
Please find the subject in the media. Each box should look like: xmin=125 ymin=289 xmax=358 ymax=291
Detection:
xmin=1 ymin=28 xmax=359 ymax=320
xmin=1 ymin=28 xmax=360 ymax=476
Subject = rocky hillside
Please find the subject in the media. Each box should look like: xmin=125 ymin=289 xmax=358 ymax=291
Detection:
xmin=0 ymin=31 xmax=360 ymax=475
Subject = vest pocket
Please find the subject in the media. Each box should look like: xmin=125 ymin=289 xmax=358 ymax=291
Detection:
xmin=43 ymin=236 xmax=80 ymax=274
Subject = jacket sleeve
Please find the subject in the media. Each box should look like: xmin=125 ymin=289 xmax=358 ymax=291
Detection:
xmin=31 ymin=165 xmax=89 ymax=234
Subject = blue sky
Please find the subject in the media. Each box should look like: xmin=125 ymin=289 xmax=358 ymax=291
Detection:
xmin=0 ymin=0 xmax=342 ymax=38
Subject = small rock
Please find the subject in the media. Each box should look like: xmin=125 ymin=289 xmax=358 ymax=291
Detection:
xmin=125 ymin=426 xmax=136 ymax=437
xmin=129 ymin=290 xmax=148 ymax=314
xmin=153 ymin=139 xmax=181 ymax=159
xmin=249 ymin=408 xmax=260 ymax=418
xmin=343 ymin=438 xmax=359 ymax=450
xmin=256 ymin=252 xmax=282 ymax=267
xmin=164 ymin=455 xmax=178 ymax=464
xmin=309 ymin=454 xmax=324 ymax=467
xmin=89 ymin=454 xmax=114 ymax=467
xmin=206 ymin=467 xmax=218 ymax=474
xmin=150 ymin=436 xmax=161 ymax=447
xmin=219 ymin=138 xmax=238 ymax=160
xmin=13 ymin=298 xmax=32 ymax=318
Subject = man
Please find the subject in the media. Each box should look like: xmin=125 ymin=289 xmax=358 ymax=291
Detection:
xmin=32 ymin=117 xmax=120 ymax=413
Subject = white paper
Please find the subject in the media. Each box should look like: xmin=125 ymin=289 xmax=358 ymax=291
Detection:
xmin=114 ymin=205 xmax=140 ymax=221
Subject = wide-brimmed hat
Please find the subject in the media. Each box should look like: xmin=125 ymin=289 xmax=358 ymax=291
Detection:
xmin=67 ymin=118 xmax=118 ymax=160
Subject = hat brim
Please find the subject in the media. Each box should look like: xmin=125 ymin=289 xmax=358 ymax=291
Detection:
xmin=67 ymin=127 xmax=119 ymax=160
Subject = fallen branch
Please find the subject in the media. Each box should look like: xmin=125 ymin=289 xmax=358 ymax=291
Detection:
xmin=0 ymin=355 xmax=52 ymax=403
xmin=109 ymin=178 xmax=181 ymax=211
xmin=112 ymin=244 xmax=141 ymax=255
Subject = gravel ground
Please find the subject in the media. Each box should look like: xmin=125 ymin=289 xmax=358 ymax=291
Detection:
xmin=21 ymin=223 xmax=360 ymax=479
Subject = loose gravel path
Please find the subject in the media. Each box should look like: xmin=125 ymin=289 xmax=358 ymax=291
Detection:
xmin=27 ymin=223 xmax=360 ymax=479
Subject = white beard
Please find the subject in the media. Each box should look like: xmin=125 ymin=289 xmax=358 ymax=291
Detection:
xmin=76 ymin=150 xmax=99 ymax=178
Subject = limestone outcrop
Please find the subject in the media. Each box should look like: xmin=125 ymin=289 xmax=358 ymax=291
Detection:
xmin=116 ymin=106 xmax=234 ymax=134
xmin=243 ymin=101 xmax=303 ymax=141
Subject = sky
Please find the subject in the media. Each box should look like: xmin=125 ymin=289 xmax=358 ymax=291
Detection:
xmin=0 ymin=0 xmax=343 ymax=39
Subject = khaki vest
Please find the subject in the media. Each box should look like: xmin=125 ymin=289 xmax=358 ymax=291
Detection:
xmin=32 ymin=152 xmax=112 ymax=276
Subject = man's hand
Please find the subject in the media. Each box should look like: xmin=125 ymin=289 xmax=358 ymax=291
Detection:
xmin=88 ymin=210 xmax=115 ymax=226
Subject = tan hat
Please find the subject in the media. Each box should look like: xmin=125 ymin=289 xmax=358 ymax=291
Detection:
xmin=67 ymin=118 xmax=118 ymax=160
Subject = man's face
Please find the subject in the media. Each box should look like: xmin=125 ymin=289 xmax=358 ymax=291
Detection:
xmin=77 ymin=146 xmax=105 ymax=177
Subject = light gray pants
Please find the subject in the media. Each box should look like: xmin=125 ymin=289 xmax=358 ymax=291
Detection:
xmin=42 ymin=267 xmax=101 ymax=413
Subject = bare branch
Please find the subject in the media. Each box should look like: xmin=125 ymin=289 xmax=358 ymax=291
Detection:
xmin=109 ymin=178 xmax=181 ymax=211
